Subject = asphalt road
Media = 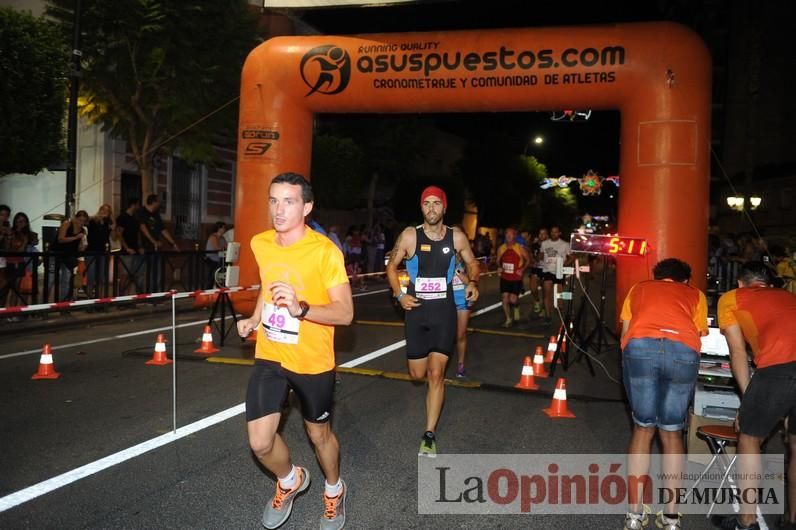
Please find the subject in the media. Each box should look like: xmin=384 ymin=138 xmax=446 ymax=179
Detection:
xmin=0 ymin=273 xmax=770 ymax=529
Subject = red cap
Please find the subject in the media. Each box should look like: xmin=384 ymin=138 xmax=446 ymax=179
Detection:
xmin=420 ymin=186 xmax=447 ymax=209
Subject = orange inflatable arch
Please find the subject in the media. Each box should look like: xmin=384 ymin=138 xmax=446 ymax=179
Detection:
xmin=235 ymin=22 xmax=711 ymax=313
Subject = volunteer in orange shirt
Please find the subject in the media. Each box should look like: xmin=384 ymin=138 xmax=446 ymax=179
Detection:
xmin=620 ymin=258 xmax=708 ymax=530
xmin=715 ymin=262 xmax=796 ymax=530
xmin=237 ymin=172 xmax=353 ymax=530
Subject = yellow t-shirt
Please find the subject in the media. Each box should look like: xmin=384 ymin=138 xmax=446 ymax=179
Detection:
xmin=251 ymin=228 xmax=349 ymax=374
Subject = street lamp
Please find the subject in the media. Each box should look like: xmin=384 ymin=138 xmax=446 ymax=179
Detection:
xmin=533 ymin=135 xmax=544 ymax=145
xmin=726 ymin=196 xmax=745 ymax=211
xmin=726 ymin=195 xmax=762 ymax=212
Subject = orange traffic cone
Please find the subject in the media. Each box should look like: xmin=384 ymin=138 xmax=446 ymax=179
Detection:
xmin=514 ymin=356 xmax=539 ymax=390
xmin=146 ymin=333 xmax=173 ymax=366
xmin=532 ymin=346 xmax=549 ymax=378
xmin=543 ymin=378 xmax=576 ymax=418
xmin=31 ymin=343 xmax=61 ymax=380
xmin=544 ymin=336 xmax=561 ymax=364
xmin=194 ymin=325 xmax=219 ymax=355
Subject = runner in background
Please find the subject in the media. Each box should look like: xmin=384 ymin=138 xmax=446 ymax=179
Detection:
xmin=386 ymin=186 xmax=480 ymax=457
xmin=497 ymin=227 xmax=530 ymax=327
xmin=452 ymin=230 xmax=473 ymax=378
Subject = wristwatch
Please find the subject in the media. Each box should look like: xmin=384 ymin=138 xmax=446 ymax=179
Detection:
xmin=296 ymin=301 xmax=310 ymax=320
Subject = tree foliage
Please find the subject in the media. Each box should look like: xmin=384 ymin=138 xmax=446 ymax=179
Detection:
xmin=45 ymin=0 xmax=260 ymax=194
xmin=456 ymin=128 xmax=548 ymax=228
xmin=0 ymin=8 xmax=67 ymax=176
xmin=313 ymin=115 xmax=446 ymax=222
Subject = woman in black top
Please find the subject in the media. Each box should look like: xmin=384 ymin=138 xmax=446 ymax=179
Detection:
xmin=51 ymin=210 xmax=88 ymax=301
xmin=86 ymin=204 xmax=114 ymax=297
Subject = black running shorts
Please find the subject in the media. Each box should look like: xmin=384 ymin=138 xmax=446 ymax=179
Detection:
xmin=541 ymin=271 xmax=564 ymax=284
xmin=500 ymin=279 xmax=523 ymax=295
xmin=738 ymin=361 xmax=796 ymax=438
xmin=405 ymin=301 xmax=457 ymax=359
xmin=246 ymin=359 xmax=335 ymax=423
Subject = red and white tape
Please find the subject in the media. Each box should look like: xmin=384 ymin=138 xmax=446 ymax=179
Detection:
xmin=0 ymin=285 xmax=261 ymax=316
xmin=0 ymin=260 xmax=499 ymax=316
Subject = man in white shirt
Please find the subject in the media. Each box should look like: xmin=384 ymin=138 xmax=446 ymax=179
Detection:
xmin=540 ymin=225 xmax=572 ymax=325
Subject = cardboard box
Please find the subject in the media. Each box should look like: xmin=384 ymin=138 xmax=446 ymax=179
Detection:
xmin=687 ymin=411 xmax=736 ymax=465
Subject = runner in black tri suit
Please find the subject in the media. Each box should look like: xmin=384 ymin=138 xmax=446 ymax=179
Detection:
xmin=386 ymin=186 xmax=481 ymax=457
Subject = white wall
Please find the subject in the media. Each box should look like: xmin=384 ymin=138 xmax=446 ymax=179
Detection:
xmin=0 ymin=170 xmax=66 ymax=240
xmin=75 ymin=119 xmax=116 ymax=215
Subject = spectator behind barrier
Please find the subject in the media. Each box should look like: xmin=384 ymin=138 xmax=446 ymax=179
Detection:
xmin=772 ymin=245 xmax=796 ymax=294
xmin=3 ymin=212 xmax=38 ymax=306
xmin=137 ymin=194 xmax=178 ymax=292
xmin=205 ymin=221 xmax=227 ymax=288
xmin=51 ymin=210 xmax=88 ymax=301
xmin=0 ymin=205 xmax=11 ymax=305
xmin=86 ymin=204 xmax=114 ymax=298
xmin=116 ymin=198 xmax=144 ymax=294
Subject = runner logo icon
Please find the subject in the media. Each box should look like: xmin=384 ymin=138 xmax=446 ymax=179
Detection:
xmin=300 ymin=45 xmax=351 ymax=96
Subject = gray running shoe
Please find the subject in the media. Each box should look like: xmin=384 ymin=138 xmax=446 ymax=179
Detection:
xmin=624 ymin=505 xmax=651 ymax=529
xmin=262 ymin=466 xmax=310 ymax=529
xmin=655 ymin=511 xmax=681 ymax=530
xmin=319 ymin=480 xmax=347 ymax=530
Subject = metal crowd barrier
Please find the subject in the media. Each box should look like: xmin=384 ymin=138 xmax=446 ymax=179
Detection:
xmin=0 ymin=249 xmax=221 ymax=309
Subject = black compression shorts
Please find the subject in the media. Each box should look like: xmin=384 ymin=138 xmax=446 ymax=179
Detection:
xmin=405 ymin=301 xmax=456 ymax=359
xmin=245 ymin=359 xmax=335 ymax=423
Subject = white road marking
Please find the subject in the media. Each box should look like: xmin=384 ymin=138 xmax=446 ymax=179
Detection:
xmin=0 ymin=317 xmax=236 ymax=360
xmin=2 ymin=286 xmax=392 ymax=360
xmin=0 ymin=404 xmax=245 ymax=513
xmin=470 ymin=291 xmax=530 ymax=317
xmin=338 ymin=340 xmax=406 ymax=368
xmin=0 ymin=285 xmax=510 ymax=512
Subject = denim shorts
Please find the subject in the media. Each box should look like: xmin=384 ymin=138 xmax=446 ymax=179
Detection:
xmin=622 ymin=337 xmax=699 ymax=431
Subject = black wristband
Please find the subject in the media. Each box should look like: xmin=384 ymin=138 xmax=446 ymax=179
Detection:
xmin=297 ymin=301 xmax=310 ymax=320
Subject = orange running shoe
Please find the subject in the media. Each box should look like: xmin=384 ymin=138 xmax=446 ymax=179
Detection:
xmin=262 ymin=466 xmax=310 ymax=529
xmin=320 ymin=479 xmax=347 ymax=530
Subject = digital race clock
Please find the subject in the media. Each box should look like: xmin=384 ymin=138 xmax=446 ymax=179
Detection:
xmin=569 ymin=233 xmax=649 ymax=257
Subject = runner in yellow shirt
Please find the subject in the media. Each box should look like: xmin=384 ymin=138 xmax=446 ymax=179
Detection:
xmin=237 ymin=173 xmax=353 ymax=530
